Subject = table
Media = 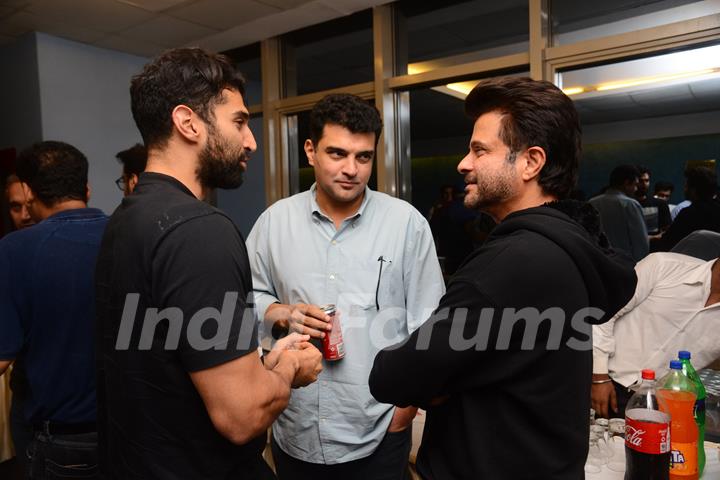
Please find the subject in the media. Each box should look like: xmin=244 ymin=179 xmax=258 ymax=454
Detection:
xmin=586 ymin=439 xmax=720 ymax=479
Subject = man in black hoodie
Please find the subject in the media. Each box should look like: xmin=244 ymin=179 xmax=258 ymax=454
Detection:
xmin=369 ymin=77 xmax=637 ymax=480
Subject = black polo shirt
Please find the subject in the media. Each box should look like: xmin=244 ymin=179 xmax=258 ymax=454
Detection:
xmin=95 ymin=173 xmax=264 ymax=479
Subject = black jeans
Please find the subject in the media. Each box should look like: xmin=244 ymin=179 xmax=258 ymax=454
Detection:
xmin=272 ymin=428 xmax=412 ymax=480
xmin=26 ymin=428 xmax=98 ymax=480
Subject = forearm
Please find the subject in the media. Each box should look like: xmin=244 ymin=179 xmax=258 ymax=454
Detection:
xmin=264 ymin=302 xmax=291 ymax=334
xmin=193 ymin=352 xmax=299 ymax=445
xmin=242 ymin=355 xmax=297 ymax=437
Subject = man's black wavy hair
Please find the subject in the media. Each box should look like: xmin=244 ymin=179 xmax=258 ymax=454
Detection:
xmin=309 ymin=93 xmax=383 ymax=148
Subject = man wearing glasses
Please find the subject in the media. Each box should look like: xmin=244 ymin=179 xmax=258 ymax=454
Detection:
xmin=246 ymin=93 xmax=444 ymax=479
xmin=114 ymin=144 xmax=147 ymax=196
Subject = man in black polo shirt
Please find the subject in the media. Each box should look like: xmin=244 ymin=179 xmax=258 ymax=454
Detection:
xmin=95 ymin=48 xmax=322 ymax=479
xmin=0 ymin=141 xmax=107 ymax=478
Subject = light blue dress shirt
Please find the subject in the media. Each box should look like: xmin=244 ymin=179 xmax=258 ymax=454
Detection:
xmin=246 ymin=184 xmax=445 ymax=464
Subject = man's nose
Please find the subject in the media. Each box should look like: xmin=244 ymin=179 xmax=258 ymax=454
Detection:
xmin=457 ymin=153 xmax=472 ymax=174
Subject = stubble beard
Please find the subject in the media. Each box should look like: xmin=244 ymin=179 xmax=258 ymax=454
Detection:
xmin=197 ymin=123 xmax=247 ymax=190
xmin=464 ymin=151 xmax=518 ymax=211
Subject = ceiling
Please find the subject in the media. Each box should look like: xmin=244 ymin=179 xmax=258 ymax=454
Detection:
xmin=2 ymin=0 xmax=719 ymax=130
xmin=0 ymin=0 xmax=388 ymax=57
xmin=574 ymin=76 xmax=720 ymax=124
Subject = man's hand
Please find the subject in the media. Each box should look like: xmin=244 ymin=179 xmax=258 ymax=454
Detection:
xmin=266 ymin=303 xmax=331 ymax=339
xmin=388 ymin=406 xmax=418 ymax=433
xmin=282 ymin=343 xmax=323 ymax=388
xmin=264 ymin=333 xmax=310 ymax=370
xmin=591 ymin=374 xmax=617 ymax=419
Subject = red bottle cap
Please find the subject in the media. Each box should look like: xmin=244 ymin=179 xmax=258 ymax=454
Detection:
xmin=641 ymin=369 xmax=655 ymax=380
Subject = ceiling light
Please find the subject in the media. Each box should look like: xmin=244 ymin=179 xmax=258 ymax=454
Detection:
xmin=562 ymin=87 xmax=585 ymax=95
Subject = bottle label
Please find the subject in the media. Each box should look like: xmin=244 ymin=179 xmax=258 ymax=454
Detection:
xmin=625 ymin=415 xmax=670 ymax=454
xmin=670 ymin=442 xmax=698 ymax=476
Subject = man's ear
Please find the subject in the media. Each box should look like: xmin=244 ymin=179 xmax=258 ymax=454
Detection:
xmin=304 ymin=139 xmax=316 ymax=166
xmin=85 ymin=183 xmax=92 ymax=203
xmin=521 ymin=146 xmax=547 ymax=182
xmin=128 ymin=174 xmax=139 ymax=193
xmin=171 ymin=105 xmax=203 ymax=143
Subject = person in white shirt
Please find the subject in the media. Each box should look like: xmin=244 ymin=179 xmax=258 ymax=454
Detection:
xmin=591 ymin=252 xmax=720 ymax=418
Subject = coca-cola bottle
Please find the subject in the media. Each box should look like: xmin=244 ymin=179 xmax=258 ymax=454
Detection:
xmin=625 ymin=369 xmax=671 ymax=480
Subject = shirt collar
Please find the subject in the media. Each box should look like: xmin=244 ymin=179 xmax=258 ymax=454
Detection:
xmin=309 ymin=183 xmax=372 ymax=221
xmin=136 ymin=172 xmax=196 ymax=198
xmin=44 ymin=207 xmax=106 ymax=222
xmin=681 ymin=258 xmax=716 ymax=286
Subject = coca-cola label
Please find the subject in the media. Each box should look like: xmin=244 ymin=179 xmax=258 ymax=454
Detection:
xmin=625 ymin=417 xmax=670 ymax=454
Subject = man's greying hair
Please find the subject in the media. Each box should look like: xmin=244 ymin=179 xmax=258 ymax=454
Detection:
xmin=16 ymin=141 xmax=88 ymax=206
xmin=130 ymin=47 xmax=246 ymax=149
xmin=464 ymin=77 xmax=581 ymax=199
xmin=309 ymin=94 xmax=383 ymax=148
xmin=116 ymin=144 xmax=147 ymax=177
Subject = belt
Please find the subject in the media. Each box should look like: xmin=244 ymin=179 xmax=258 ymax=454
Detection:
xmin=33 ymin=421 xmax=97 ymax=436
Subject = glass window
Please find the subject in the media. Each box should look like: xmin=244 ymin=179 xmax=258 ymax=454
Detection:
xmin=216 ymin=115 xmax=266 ymax=236
xmin=223 ymin=43 xmax=262 ymax=106
xmin=282 ymin=10 xmax=373 ymax=96
xmin=551 ymin=0 xmax=720 ymax=46
xmin=397 ymin=0 xmax=529 ymax=74
xmin=558 ymin=45 xmax=720 ymax=205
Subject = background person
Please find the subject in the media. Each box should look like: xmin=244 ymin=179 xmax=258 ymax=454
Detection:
xmin=0 ymin=141 xmax=107 ymax=479
xmin=114 ymin=143 xmax=147 ymax=196
xmin=589 ymin=165 xmax=649 ymax=262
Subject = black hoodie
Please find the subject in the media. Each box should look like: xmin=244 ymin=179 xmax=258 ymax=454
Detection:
xmin=369 ymin=202 xmax=637 ymax=480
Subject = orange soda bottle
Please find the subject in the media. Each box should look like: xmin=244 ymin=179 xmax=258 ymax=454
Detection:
xmin=657 ymin=360 xmax=698 ymax=480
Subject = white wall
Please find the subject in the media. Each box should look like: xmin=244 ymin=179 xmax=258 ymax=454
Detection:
xmin=35 ymin=33 xmax=148 ymax=214
xmin=0 ymin=33 xmax=43 ymax=152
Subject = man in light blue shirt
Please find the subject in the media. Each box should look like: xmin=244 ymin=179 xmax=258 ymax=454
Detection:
xmin=589 ymin=165 xmax=649 ymax=262
xmin=246 ymin=94 xmax=444 ymax=479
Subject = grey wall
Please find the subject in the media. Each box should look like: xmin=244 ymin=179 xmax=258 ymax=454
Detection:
xmin=35 ymin=33 xmax=147 ymax=214
xmin=0 ymin=33 xmax=43 ymax=152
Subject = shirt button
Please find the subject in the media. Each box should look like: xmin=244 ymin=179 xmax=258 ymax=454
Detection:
xmin=331 ymin=240 xmax=337 ymax=245
xmin=329 ymin=274 xmax=335 ymax=280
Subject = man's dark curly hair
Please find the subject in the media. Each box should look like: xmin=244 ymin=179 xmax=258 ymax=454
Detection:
xmin=130 ymin=47 xmax=246 ymax=149
xmin=309 ymin=94 xmax=383 ymax=148
xmin=465 ymin=77 xmax=581 ymax=199
xmin=685 ymin=165 xmax=718 ymax=201
xmin=16 ymin=141 xmax=88 ymax=206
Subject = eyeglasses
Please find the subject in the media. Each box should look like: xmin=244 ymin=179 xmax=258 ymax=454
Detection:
xmin=115 ymin=176 xmax=126 ymax=192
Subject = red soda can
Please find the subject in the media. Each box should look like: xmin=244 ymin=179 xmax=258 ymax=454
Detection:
xmin=321 ymin=304 xmax=344 ymax=361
